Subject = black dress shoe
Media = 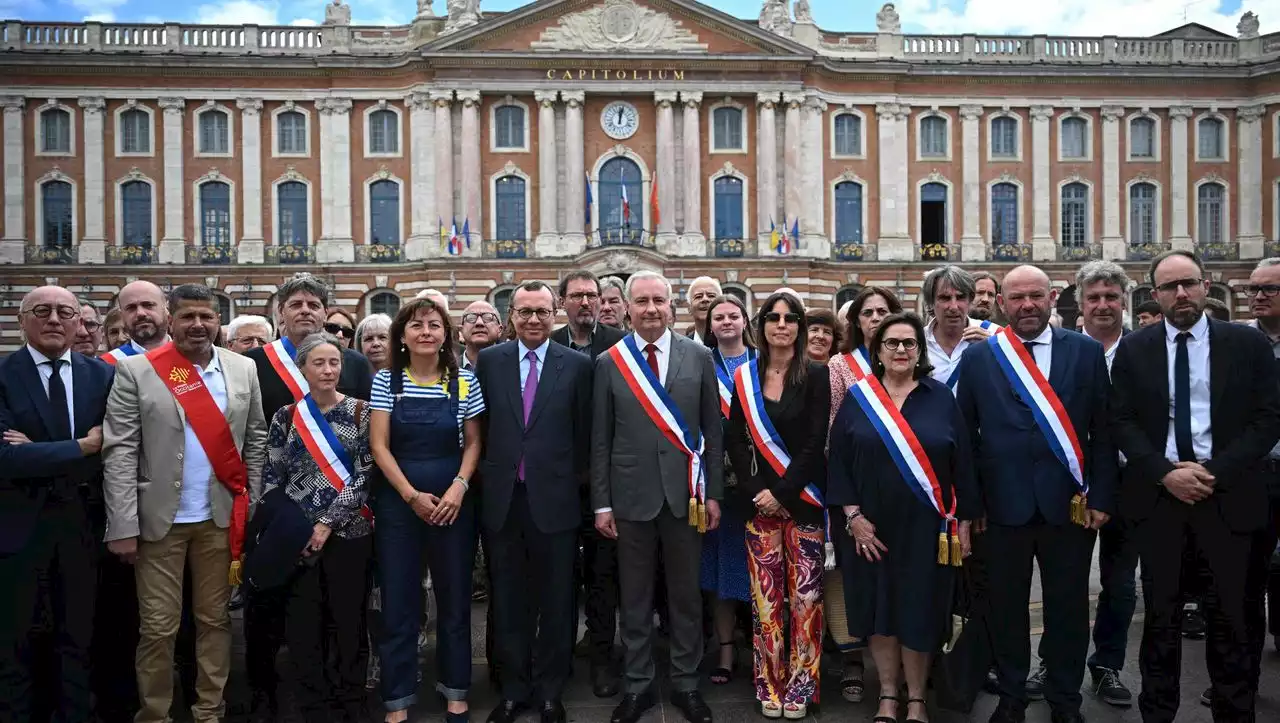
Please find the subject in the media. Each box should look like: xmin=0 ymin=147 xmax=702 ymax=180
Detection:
xmin=988 ymin=699 xmax=1027 ymax=723
xmin=1049 ymin=711 xmax=1085 ymax=723
xmin=540 ymin=701 xmax=566 ymax=723
xmin=593 ymin=665 xmax=621 ymax=698
xmin=671 ymin=691 xmax=713 ymax=723
xmin=611 ymin=692 xmax=656 ymax=723
xmin=982 ymin=668 xmax=1000 ymax=695
xmin=487 ymin=700 xmax=529 ymax=723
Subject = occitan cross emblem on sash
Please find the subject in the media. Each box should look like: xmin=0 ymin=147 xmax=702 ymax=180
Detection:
xmin=169 ymin=367 xmax=190 ymax=384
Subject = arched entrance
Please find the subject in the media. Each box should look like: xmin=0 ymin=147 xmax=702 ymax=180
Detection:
xmin=1056 ymin=285 xmax=1080 ymax=330
xmin=598 ymin=157 xmax=644 ymax=245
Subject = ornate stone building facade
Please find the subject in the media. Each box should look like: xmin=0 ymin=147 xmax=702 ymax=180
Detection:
xmin=1 ymin=1 xmax=1277 ymax=350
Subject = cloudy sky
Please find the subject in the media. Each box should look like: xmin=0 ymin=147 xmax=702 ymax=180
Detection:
xmin=3 ymin=0 xmax=1275 ymax=38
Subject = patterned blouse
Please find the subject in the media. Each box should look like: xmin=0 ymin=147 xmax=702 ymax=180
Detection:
xmin=261 ymin=396 xmax=374 ymax=539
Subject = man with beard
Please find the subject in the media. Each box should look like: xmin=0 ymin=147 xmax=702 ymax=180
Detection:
xmin=956 ymin=265 xmax=1116 ymax=723
xmin=460 ymin=301 xmax=503 ymax=372
xmin=553 ymin=270 xmax=627 ymax=358
xmin=599 ymin=277 xmax=627 ymax=330
xmin=224 ymin=315 xmax=272 ymax=355
xmin=922 ymin=265 xmax=997 ymax=389
xmin=971 ymin=271 xmax=1007 ymax=326
xmin=241 ymin=273 xmax=374 ymax=720
xmin=73 ymin=298 xmax=104 ymax=356
xmin=103 ymin=308 xmax=128 ymax=352
xmin=1111 ymin=251 xmax=1280 ymax=723
xmin=103 ymin=280 xmax=171 ymax=366
xmin=684 ymin=277 xmax=721 ymax=344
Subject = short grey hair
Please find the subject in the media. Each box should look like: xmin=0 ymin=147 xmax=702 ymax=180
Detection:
xmin=1075 ymin=261 xmax=1131 ymax=295
xmin=686 ymin=276 xmax=722 ymax=300
xmin=600 ymin=276 xmax=625 ymax=297
xmin=922 ymin=265 xmax=976 ymax=309
xmin=624 ymin=271 xmax=673 ymax=301
xmin=227 ymin=314 xmax=272 ymax=341
xmin=295 ymin=331 xmax=346 ymax=367
xmin=277 ymin=273 xmax=331 ymax=309
xmin=1256 ymin=258 xmax=1280 ymax=269
xmin=354 ymin=313 xmax=392 ymax=349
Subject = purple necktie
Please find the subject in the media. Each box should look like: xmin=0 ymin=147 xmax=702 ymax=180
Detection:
xmin=518 ymin=349 xmax=538 ymax=480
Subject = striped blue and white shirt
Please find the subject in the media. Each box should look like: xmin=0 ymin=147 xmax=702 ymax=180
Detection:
xmin=370 ymin=367 xmax=486 ymax=446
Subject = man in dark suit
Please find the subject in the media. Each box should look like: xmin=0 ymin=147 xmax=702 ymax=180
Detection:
xmin=477 ymin=281 xmax=593 ymax=723
xmin=1111 ymin=250 xmax=1280 ymax=723
xmin=956 ymin=265 xmax=1117 ymax=723
xmin=550 ymin=269 xmax=627 ymax=696
xmin=0 ymin=285 xmax=113 ymax=723
xmin=592 ymin=271 xmax=723 ymax=723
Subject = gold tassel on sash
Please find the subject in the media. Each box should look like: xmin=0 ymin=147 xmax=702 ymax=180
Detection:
xmin=937 ymin=531 xmax=950 ymax=566
xmin=229 ymin=559 xmax=243 ymax=586
xmin=697 ymin=501 xmax=708 ymax=533
xmin=950 ymin=531 xmax=963 ymax=568
xmin=1070 ymin=493 xmax=1089 ymax=527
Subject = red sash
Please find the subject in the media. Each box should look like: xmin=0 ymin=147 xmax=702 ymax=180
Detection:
xmin=146 ymin=343 xmax=250 ymax=585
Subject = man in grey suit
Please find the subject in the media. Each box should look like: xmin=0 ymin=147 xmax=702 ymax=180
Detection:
xmin=591 ymin=271 xmax=722 ymax=723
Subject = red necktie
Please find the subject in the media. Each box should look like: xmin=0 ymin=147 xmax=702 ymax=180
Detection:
xmin=645 ymin=343 xmax=660 ymax=379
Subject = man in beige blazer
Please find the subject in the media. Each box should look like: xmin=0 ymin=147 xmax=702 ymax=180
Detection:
xmin=103 ymin=284 xmax=267 ymax=723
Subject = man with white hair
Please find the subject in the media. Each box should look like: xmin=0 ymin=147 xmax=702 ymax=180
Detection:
xmin=225 ymin=315 xmax=273 ymax=354
xmin=684 ymin=277 xmax=721 ymax=344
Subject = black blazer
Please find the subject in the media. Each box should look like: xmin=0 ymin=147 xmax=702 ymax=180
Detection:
xmin=1110 ymin=318 xmax=1280 ymax=533
xmin=0 ymin=348 xmax=114 ymax=553
xmin=550 ymin=323 xmax=626 ymax=360
xmin=727 ymin=362 xmax=831 ymax=526
xmin=475 ymin=340 xmax=594 ymax=534
xmin=244 ymin=345 xmax=374 ymax=419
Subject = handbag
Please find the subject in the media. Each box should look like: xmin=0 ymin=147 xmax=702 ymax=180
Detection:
xmin=929 ymin=558 xmax=994 ymax=714
xmin=242 ymin=485 xmax=314 ymax=592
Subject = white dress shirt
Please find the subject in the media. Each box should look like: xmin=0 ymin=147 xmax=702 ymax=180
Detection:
xmin=518 ymin=339 xmax=549 ymax=385
xmin=926 ymin=316 xmax=986 ymax=384
xmin=1015 ymin=326 xmax=1054 ymax=379
xmin=27 ymin=345 xmax=75 ymax=434
xmin=1083 ymin=329 xmax=1120 ymax=375
xmin=1164 ymin=315 xmax=1213 ymax=464
xmin=631 ymin=328 xmax=672 ymax=386
xmin=175 ymin=353 xmax=229 ymax=524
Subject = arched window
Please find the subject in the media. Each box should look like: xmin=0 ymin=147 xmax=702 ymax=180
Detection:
xmin=1061 ymin=117 xmax=1088 ymax=160
xmin=724 ymin=285 xmax=750 ymax=309
xmin=991 ymin=182 xmax=1018 ymax=245
xmin=1130 ymin=117 xmax=1155 ymax=158
xmin=1129 ymin=183 xmax=1156 ymax=244
xmin=41 ymin=108 xmax=71 ymax=153
xmin=494 ymin=106 xmax=525 ymax=150
xmin=42 ymin=181 xmax=73 ymax=248
xmin=199 ymin=110 xmax=229 ymax=154
xmin=712 ymin=107 xmax=743 ymax=151
xmin=833 ymin=114 xmax=861 ymax=156
xmin=835 ymin=285 xmax=862 ymax=310
xmin=1198 ymin=117 xmax=1224 ymax=160
xmin=1197 ymin=182 xmax=1225 ymax=244
xmin=368 ymin=109 xmax=398 ymax=154
xmin=1061 ymin=182 xmax=1088 ymax=247
xmin=277 ymin=111 xmax=307 ymax=154
xmin=1056 ymin=285 xmax=1080 ymax=330
xmin=368 ymin=291 xmax=400 ymax=317
xmin=713 ymin=176 xmax=744 ymax=239
xmin=1132 ymin=286 xmax=1154 ymax=310
xmin=991 ymin=116 xmax=1017 ymax=158
xmin=200 ymin=182 xmax=231 ymax=247
xmin=833 ymin=181 xmax=863 ymax=244
xmin=491 ymin=288 xmax=514 ymax=324
xmin=921 ymin=116 xmax=947 ymax=158
xmin=278 ymin=181 xmax=308 ymax=246
xmin=598 ymin=157 xmax=643 ymax=243
xmin=495 ymin=176 xmax=526 ymax=241
xmin=215 ymin=294 xmax=233 ymax=326
xmin=121 ymin=181 xmax=152 ymax=247
xmin=119 ymin=108 xmax=150 ymax=154
xmin=369 ymin=180 xmax=400 ymax=244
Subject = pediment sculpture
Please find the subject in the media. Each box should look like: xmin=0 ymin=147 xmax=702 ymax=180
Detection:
xmin=531 ymin=0 xmax=708 ymax=52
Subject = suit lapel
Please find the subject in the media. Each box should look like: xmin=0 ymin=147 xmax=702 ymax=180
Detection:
xmin=15 ymin=348 xmax=61 ymax=439
xmin=505 ymin=343 xmax=525 ymax=426
xmin=1047 ymin=328 xmax=1076 ymax=400
xmin=665 ymin=335 xmax=688 ymax=393
xmin=1208 ymin=319 xmax=1228 ymax=412
xmin=70 ymin=354 xmax=93 ymax=436
xmin=1148 ymin=325 xmax=1170 ymax=414
xmin=527 ymin=344 xmax=563 ymax=428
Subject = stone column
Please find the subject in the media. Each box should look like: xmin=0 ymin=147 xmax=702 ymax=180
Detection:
xmin=1100 ymin=105 xmax=1125 ymax=259
xmin=157 ymin=97 xmax=185 ymax=264
xmin=756 ymin=93 xmax=779 ymax=253
xmin=533 ymin=90 xmax=560 ymax=255
xmin=1237 ymin=105 xmax=1266 ymax=259
xmin=0 ymin=96 xmax=23 ymax=264
xmin=75 ymin=97 xmax=106 ymax=264
xmin=681 ymin=91 xmax=704 ymax=247
xmin=1168 ymin=105 xmax=1194 ymax=251
xmin=959 ymin=104 xmax=985 ymax=261
xmin=236 ymin=98 xmax=265 ymax=263
xmin=654 ymin=90 xmax=681 ymax=254
xmin=800 ymin=94 xmax=829 ymax=258
xmin=562 ymin=90 xmax=586 ymax=252
xmin=1029 ymin=105 xmax=1055 ymax=261
xmin=782 ymin=92 xmax=803 ymax=238
xmin=431 ymin=90 xmax=455 ymax=246
xmin=458 ymin=90 xmax=482 ymax=254
xmin=876 ymin=103 xmax=912 ymax=260
xmin=405 ymin=91 xmax=436 ymax=261
xmin=316 ymin=97 xmax=354 ymax=262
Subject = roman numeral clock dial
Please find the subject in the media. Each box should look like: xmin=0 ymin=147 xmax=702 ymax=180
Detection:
xmin=601 ymin=100 xmax=639 ymax=140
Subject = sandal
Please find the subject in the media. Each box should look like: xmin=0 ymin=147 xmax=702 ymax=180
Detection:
xmin=782 ymin=702 xmax=807 ymax=720
xmin=761 ymin=701 xmax=783 ymax=719
xmin=905 ymin=697 xmax=928 ymax=723
xmin=710 ymin=642 xmax=734 ymax=685
xmin=841 ymin=658 xmax=866 ymax=703
xmin=874 ymin=695 xmax=901 ymax=723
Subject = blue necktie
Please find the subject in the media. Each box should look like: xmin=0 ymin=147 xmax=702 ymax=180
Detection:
xmin=1174 ymin=332 xmax=1196 ymax=462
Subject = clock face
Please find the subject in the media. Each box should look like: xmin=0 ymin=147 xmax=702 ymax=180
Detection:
xmin=601 ymin=101 xmax=640 ymax=140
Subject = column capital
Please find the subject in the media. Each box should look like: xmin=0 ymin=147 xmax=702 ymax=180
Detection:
xmin=654 ymin=90 xmax=679 ymax=107
xmin=533 ymin=90 xmax=559 ymax=106
xmin=803 ymin=95 xmax=826 ymax=114
xmin=406 ymin=92 xmax=433 ymax=111
xmin=78 ymin=96 xmax=106 ymax=114
xmin=1029 ymin=105 xmax=1054 ymax=121
xmin=455 ymin=90 xmax=481 ymax=107
xmin=1100 ymin=105 xmax=1126 ymax=122
xmin=157 ymin=97 xmax=184 ymax=114
xmin=235 ymin=97 xmax=264 ymax=115
xmin=875 ymin=103 xmax=906 ymax=122
xmin=1238 ymin=104 xmax=1266 ymax=123
xmin=561 ymin=90 xmax=585 ymax=107
xmin=1 ymin=96 xmax=25 ymax=113
xmin=428 ymin=89 xmax=454 ymax=105
xmin=681 ymin=91 xmax=703 ymax=107
xmin=783 ymin=91 xmax=805 ymax=109
xmin=317 ymin=97 xmax=353 ymax=115
xmin=756 ymin=92 xmax=779 ymax=109
xmin=1168 ymin=105 xmax=1194 ymax=120
xmin=959 ymin=104 xmax=984 ymax=121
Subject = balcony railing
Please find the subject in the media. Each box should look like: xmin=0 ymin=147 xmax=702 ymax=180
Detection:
xmin=355 ymin=243 xmax=403 ymax=263
xmin=188 ymin=243 xmax=234 ymax=264
xmin=1126 ymin=242 xmax=1171 ymax=261
xmin=1058 ymin=243 xmax=1103 ymax=262
xmin=714 ymin=238 xmax=746 ymax=258
xmin=1267 ymin=240 xmax=1280 ymax=258
xmin=480 ymin=238 xmax=527 ymax=259
xmin=25 ymin=244 xmax=76 ymax=264
xmin=834 ymin=242 xmax=878 ymax=262
xmin=265 ymin=244 xmax=315 ymax=264
xmin=586 ymin=229 xmax=656 ymax=249
xmin=918 ymin=243 xmax=961 ymax=262
xmin=1197 ymin=241 xmax=1239 ymax=261
xmin=106 ymin=244 xmax=153 ymax=264
xmin=990 ymin=243 xmax=1033 ymax=263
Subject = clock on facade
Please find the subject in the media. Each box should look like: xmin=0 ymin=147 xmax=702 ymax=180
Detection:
xmin=601 ymin=100 xmax=640 ymax=140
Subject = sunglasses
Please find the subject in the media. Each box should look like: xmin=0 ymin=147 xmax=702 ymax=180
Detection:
xmin=763 ymin=312 xmax=801 ymax=325
xmin=324 ymin=322 xmax=354 ymax=337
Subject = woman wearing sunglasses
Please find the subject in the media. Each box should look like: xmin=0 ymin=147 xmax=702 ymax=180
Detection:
xmin=727 ymin=292 xmax=830 ymax=719
xmin=326 ymin=308 xmax=358 ymax=348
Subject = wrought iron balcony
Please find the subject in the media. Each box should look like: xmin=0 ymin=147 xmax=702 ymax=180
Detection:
xmin=918 ymin=243 xmax=961 ymax=262
xmin=106 ymin=244 xmax=153 ymax=264
xmin=1196 ymin=242 xmax=1239 ymax=261
xmin=265 ymin=244 xmax=315 ymax=264
xmin=834 ymin=242 xmax=878 ymax=262
xmin=1126 ymin=242 xmax=1171 ymax=261
xmin=356 ymin=243 xmax=403 ymax=263
xmin=25 ymin=244 xmax=76 ymax=264
xmin=486 ymin=238 xmax=527 ymax=259
xmin=188 ymin=243 xmax=234 ymax=264
xmin=714 ymin=238 xmax=746 ymax=258
xmin=990 ymin=243 xmax=1032 ymax=263
xmin=1057 ymin=243 xmax=1103 ymax=262
xmin=1267 ymin=240 xmax=1280 ymax=258
xmin=587 ymin=229 xmax=655 ymax=249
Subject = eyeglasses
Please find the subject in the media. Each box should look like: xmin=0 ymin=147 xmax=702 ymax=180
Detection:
xmin=882 ymin=338 xmax=919 ymax=351
xmin=566 ymin=292 xmax=599 ymax=303
xmin=1245 ymin=284 xmax=1280 ymax=298
xmin=1155 ymin=278 xmax=1203 ymax=294
xmin=462 ymin=312 xmax=499 ymax=324
xmin=763 ymin=312 xmax=801 ymax=325
xmin=23 ymin=304 xmax=80 ymax=320
xmin=324 ymin=322 xmax=354 ymax=337
xmin=82 ymin=320 xmax=102 ymax=332
xmin=513 ymin=308 xmax=553 ymax=321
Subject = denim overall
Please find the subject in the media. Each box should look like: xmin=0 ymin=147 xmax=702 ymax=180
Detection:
xmin=373 ymin=373 xmax=476 ymax=712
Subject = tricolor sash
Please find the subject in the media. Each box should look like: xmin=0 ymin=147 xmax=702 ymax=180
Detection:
xmin=839 ymin=347 xmax=872 ymax=381
xmin=263 ymin=338 xmax=309 ymax=402
xmin=146 ymin=343 xmax=250 ymax=584
xmin=846 ymin=375 xmax=962 ymax=566
xmin=607 ymin=336 xmax=707 ymax=530
xmin=945 ymin=321 xmax=999 ymax=389
xmin=102 ymin=344 xmax=141 ymax=366
xmin=987 ymin=327 xmax=1090 ymax=526
xmin=713 ymin=348 xmax=754 ymax=419
xmin=291 ymin=395 xmax=373 ymax=523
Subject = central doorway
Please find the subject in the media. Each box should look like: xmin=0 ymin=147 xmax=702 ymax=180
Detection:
xmin=920 ymin=182 xmax=948 ymax=246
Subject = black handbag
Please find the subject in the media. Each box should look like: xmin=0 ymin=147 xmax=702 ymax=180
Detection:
xmin=930 ymin=558 xmax=994 ymax=714
xmin=242 ymin=485 xmax=313 ymax=592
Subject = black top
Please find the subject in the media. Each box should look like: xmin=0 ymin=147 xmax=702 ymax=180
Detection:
xmin=727 ymin=362 xmax=831 ymax=526
xmin=551 ymin=324 xmax=627 ymax=360
xmin=244 ymin=345 xmax=374 ymax=419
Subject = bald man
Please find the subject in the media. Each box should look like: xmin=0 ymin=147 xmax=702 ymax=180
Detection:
xmin=104 ymin=280 xmax=170 ymax=366
xmin=955 ymin=265 xmax=1116 ymax=723
xmin=459 ymin=300 xmax=502 ymax=371
xmin=0 ymin=286 xmax=114 ymax=722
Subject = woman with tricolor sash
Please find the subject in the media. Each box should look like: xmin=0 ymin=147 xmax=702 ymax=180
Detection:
xmin=697 ymin=294 xmax=756 ymax=686
xmin=260 ymin=331 xmax=374 ymax=721
xmin=827 ymin=313 xmax=978 ymax=723
xmin=726 ymin=292 xmax=831 ymax=720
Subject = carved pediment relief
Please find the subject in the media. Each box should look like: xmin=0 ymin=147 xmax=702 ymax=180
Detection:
xmin=530 ymin=0 xmax=708 ymax=53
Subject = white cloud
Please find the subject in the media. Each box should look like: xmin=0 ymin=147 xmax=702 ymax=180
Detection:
xmin=897 ymin=0 xmax=1280 ymax=37
xmin=84 ymin=11 xmax=115 ymax=22
xmin=195 ymin=0 xmax=282 ymax=26
xmin=290 ymin=18 xmax=319 ymax=26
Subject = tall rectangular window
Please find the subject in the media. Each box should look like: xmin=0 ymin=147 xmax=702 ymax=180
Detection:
xmin=368 ymin=109 xmax=398 ymax=154
xmin=1129 ymin=183 xmax=1156 ymax=244
xmin=1197 ymin=183 xmax=1224 ymax=244
xmin=278 ymin=111 xmax=307 ymax=154
xmin=1198 ymin=118 xmax=1224 ymax=159
xmin=833 ymin=114 xmax=861 ymax=156
xmin=41 ymin=109 xmax=71 ymax=153
xmin=921 ymin=116 xmax=947 ymax=158
xmin=1061 ymin=117 xmax=1087 ymax=159
xmin=119 ymin=109 xmax=150 ymax=154
xmin=712 ymin=107 xmax=743 ymax=151
xmin=991 ymin=116 xmax=1017 ymax=158
xmin=713 ymin=176 xmax=744 ymax=239
xmin=199 ymin=111 xmax=229 ymax=154
xmin=1061 ymin=183 xmax=1088 ymax=247
xmin=494 ymin=106 xmax=525 ymax=150
xmin=1130 ymin=117 xmax=1155 ymax=158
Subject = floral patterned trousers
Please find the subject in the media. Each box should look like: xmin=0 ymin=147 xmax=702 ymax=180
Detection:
xmin=745 ymin=514 xmax=825 ymax=706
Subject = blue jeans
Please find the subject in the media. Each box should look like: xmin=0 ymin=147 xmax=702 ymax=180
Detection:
xmin=1088 ymin=519 xmax=1139 ymax=672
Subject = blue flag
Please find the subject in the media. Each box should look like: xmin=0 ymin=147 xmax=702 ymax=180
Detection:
xmin=584 ymin=171 xmax=593 ymax=226
xmin=462 ymin=218 xmax=471 ymax=249
xmin=791 ymin=218 xmax=800 ymax=245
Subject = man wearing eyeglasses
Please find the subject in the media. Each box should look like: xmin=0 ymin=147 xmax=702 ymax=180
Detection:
xmin=74 ymin=299 xmax=104 ymax=356
xmin=0 ymin=286 xmax=113 ymax=723
xmin=460 ymin=301 xmax=503 ymax=371
xmin=1111 ymin=251 xmax=1280 ymax=723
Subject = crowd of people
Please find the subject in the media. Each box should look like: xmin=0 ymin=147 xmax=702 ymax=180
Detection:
xmin=3 ymin=251 xmax=1280 ymax=723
